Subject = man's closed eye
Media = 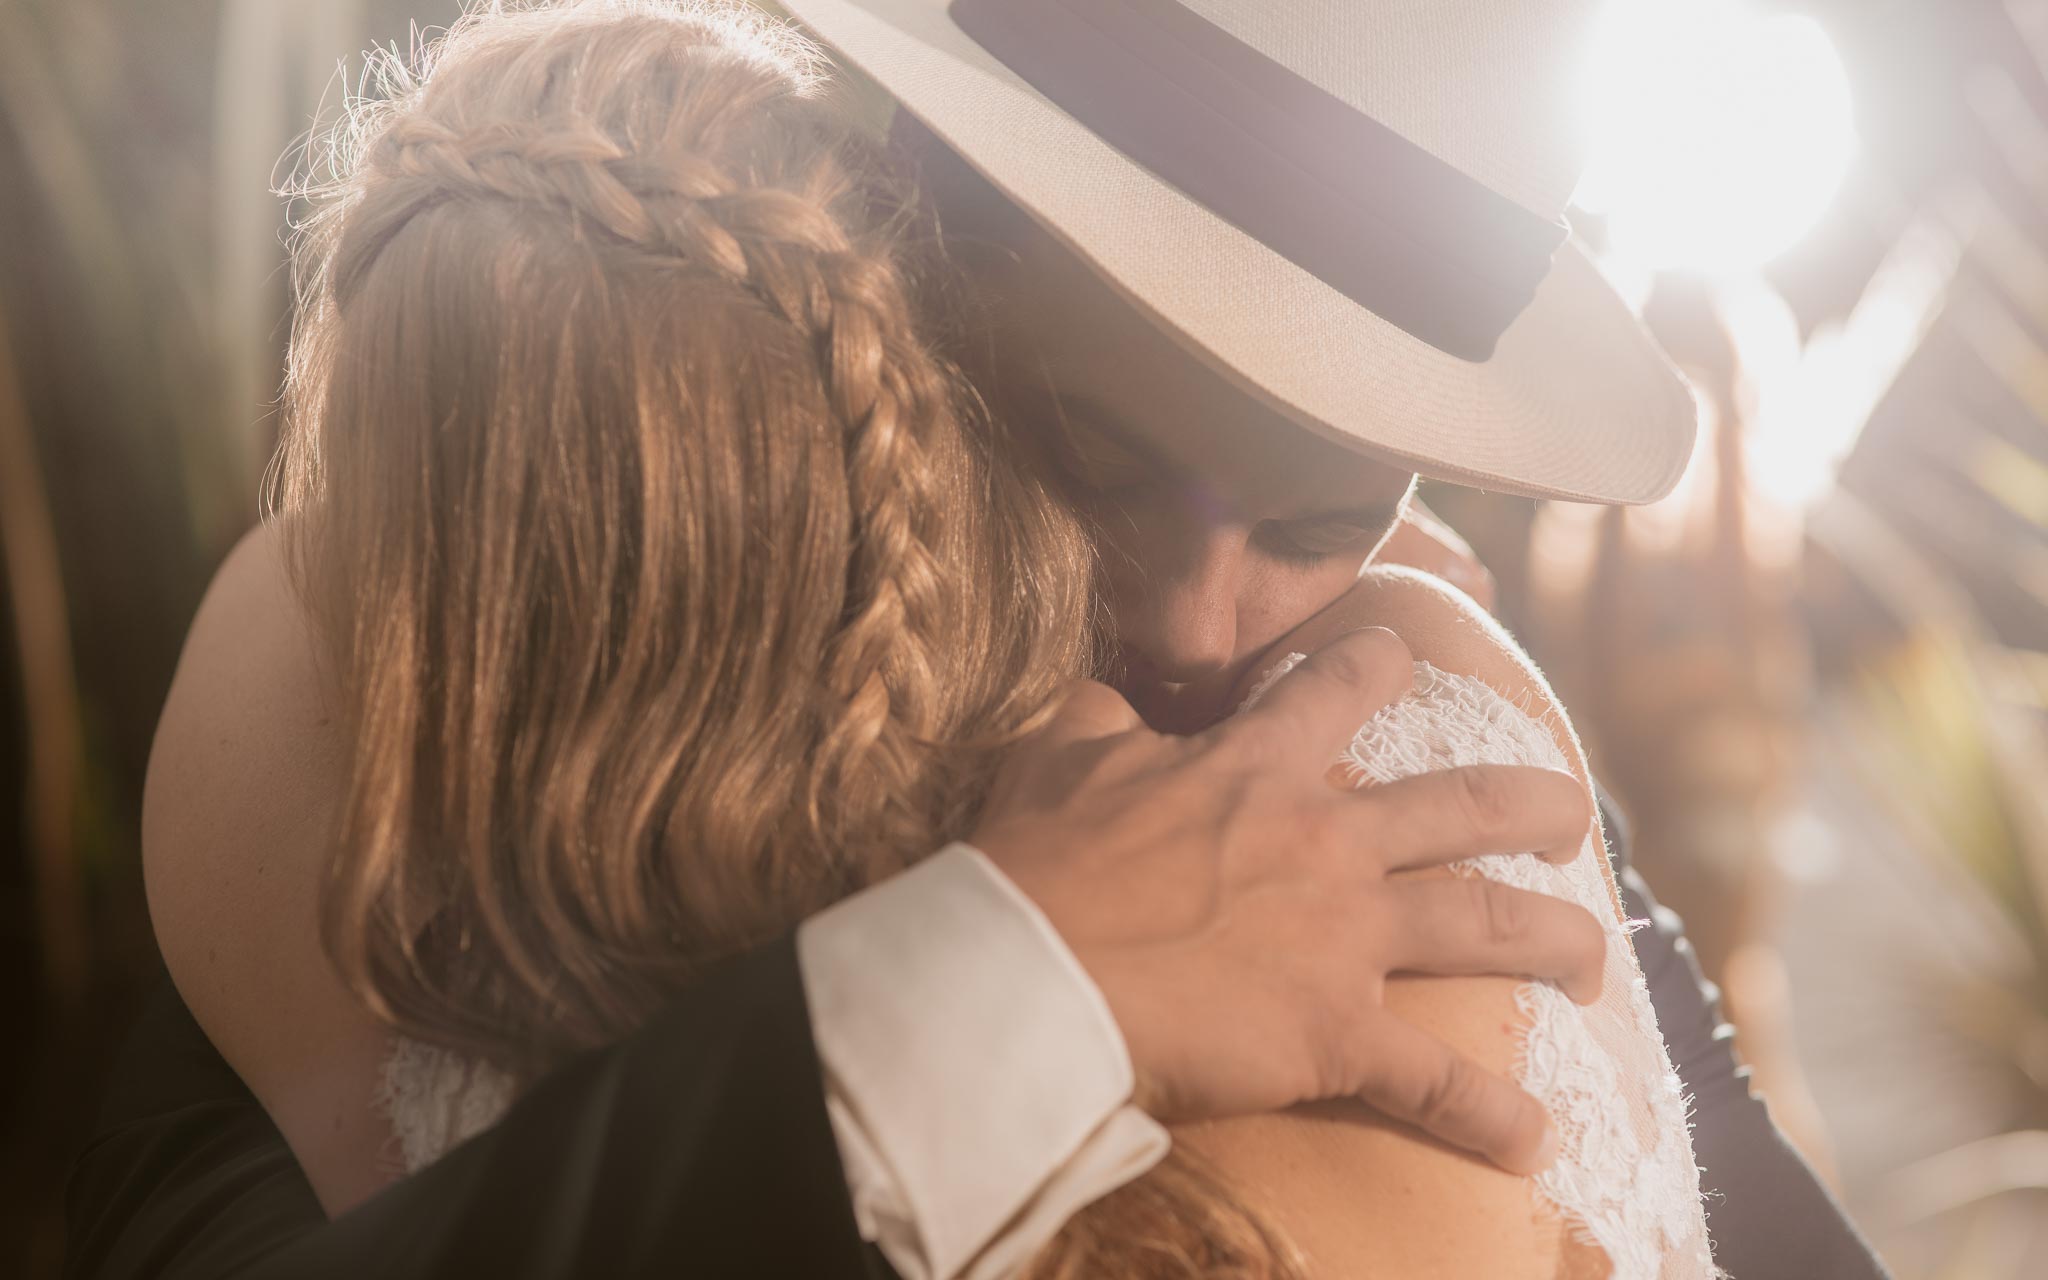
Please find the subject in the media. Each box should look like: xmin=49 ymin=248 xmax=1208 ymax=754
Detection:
xmin=1257 ymin=519 xmax=1381 ymax=566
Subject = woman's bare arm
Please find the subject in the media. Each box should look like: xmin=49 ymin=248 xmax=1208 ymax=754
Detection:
xmin=141 ymin=522 xmax=397 ymax=1216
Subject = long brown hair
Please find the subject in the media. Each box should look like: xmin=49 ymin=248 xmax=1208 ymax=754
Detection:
xmin=272 ymin=1 xmax=1300 ymax=1273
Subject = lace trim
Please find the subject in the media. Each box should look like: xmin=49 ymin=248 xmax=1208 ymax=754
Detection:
xmin=1248 ymin=656 xmax=1719 ymax=1279
xmin=377 ymin=1034 xmax=516 ymax=1174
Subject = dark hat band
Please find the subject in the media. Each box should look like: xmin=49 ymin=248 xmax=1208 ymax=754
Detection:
xmin=949 ymin=0 xmax=1571 ymax=361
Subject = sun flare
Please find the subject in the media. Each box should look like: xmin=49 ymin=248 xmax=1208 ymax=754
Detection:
xmin=1576 ymin=0 xmax=1857 ymax=275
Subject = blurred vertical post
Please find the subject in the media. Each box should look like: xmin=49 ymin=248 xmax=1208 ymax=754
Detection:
xmin=0 ymin=303 xmax=89 ymax=1011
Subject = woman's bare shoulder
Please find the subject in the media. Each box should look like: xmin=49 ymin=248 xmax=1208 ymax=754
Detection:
xmin=142 ymin=520 xmax=395 ymax=1213
xmin=145 ymin=525 xmax=327 ymax=857
xmin=143 ymin=523 xmax=339 ymax=959
xmin=1176 ymin=974 xmax=1564 ymax=1278
xmin=1184 ymin=566 xmax=1597 ymax=1278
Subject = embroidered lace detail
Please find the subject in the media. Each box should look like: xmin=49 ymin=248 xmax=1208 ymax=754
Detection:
xmin=1248 ymin=656 xmax=1718 ymax=1278
xmin=377 ymin=1034 xmax=516 ymax=1174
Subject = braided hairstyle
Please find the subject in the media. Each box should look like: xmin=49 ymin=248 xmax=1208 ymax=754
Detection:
xmin=275 ymin=4 xmax=1302 ymax=1275
xmin=276 ymin=0 xmax=1091 ymax=1069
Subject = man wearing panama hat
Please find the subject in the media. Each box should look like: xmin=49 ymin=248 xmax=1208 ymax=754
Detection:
xmin=799 ymin=0 xmax=1697 ymax=505
xmin=69 ymin=1 xmax=1887 ymax=1277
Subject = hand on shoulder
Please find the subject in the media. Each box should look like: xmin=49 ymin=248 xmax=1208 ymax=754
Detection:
xmin=970 ymin=619 xmax=1603 ymax=1175
xmin=1177 ymin=564 xmax=1611 ymax=1279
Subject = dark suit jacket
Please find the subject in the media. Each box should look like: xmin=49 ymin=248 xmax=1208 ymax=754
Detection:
xmin=65 ymin=811 xmax=1889 ymax=1279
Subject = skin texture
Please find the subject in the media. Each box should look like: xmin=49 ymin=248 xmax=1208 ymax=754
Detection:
xmin=141 ymin=528 xmax=393 ymax=1214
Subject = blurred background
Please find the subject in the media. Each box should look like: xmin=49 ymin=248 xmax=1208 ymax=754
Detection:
xmin=5 ymin=0 xmax=2047 ymax=1274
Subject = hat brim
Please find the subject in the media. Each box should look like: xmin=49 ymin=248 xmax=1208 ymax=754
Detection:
xmin=781 ymin=0 xmax=1699 ymax=505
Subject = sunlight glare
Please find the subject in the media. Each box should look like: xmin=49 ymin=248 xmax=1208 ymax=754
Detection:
xmin=1576 ymin=0 xmax=1857 ymax=275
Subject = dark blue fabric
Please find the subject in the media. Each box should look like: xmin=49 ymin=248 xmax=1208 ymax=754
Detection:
xmin=1598 ymin=793 xmax=1890 ymax=1279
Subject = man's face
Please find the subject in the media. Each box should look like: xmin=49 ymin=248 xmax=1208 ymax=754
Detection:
xmin=918 ymin=130 xmax=1419 ymax=734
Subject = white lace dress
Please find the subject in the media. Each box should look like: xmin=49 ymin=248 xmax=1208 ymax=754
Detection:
xmin=383 ymin=660 xmax=1719 ymax=1278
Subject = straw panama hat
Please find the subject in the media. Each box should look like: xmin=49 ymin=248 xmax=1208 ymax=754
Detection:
xmin=777 ymin=0 xmax=1699 ymax=505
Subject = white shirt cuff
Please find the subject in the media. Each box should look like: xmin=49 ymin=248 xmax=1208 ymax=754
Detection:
xmin=797 ymin=843 xmax=1171 ymax=1280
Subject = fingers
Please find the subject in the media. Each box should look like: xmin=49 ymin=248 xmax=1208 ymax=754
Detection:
xmin=1222 ymin=627 xmax=1413 ymax=770
xmin=1381 ymin=876 xmax=1605 ymax=1004
xmin=1341 ymin=1012 xmax=1558 ymax=1176
xmin=1350 ymin=763 xmax=1592 ymax=867
xmin=1030 ymin=680 xmax=1145 ymax=752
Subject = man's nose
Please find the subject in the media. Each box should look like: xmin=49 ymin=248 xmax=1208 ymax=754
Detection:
xmin=1121 ymin=526 xmax=1244 ymax=682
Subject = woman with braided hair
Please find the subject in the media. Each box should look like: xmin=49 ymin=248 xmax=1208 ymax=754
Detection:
xmin=273 ymin=0 xmax=1096 ymax=1069
xmin=122 ymin=2 xmax=1844 ymax=1278
xmin=231 ymin=0 xmax=1102 ymax=1209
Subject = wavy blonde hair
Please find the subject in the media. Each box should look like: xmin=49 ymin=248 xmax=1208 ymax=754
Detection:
xmin=272 ymin=1 xmax=1301 ymax=1274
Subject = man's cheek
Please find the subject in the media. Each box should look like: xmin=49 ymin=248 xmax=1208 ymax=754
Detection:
xmin=1230 ymin=592 xmax=1318 ymax=663
xmin=1249 ymin=562 xmax=1358 ymax=631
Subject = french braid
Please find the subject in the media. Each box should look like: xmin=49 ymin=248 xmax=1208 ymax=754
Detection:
xmin=348 ymin=101 xmax=967 ymax=873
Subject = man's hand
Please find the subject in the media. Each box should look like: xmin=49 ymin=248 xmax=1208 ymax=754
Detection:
xmin=970 ymin=628 xmax=1601 ymax=1177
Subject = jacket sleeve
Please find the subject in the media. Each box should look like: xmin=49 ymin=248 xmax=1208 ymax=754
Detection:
xmin=66 ymin=939 xmax=897 ymax=1280
xmin=1600 ymin=791 xmax=1892 ymax=1280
